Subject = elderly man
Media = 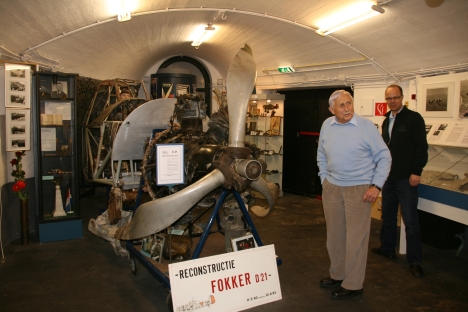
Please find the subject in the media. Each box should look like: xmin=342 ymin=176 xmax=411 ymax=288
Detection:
xmin=317 ymin=90 xmax=391 ymax=299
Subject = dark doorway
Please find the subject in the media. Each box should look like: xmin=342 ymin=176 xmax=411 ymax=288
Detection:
xmin=158 ymin=56 xmax=212 ymax=116
xmin=279 ymin=87 xmax=353 ymax=196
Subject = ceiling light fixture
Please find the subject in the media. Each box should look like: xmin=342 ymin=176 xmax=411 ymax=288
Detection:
xmin=316 ymin=4 xmax=385 ymax=36
xmin=118 ymin=11 xmax=132 ymax=22
xmin=192 ymin=24 xmax=215 ymax=49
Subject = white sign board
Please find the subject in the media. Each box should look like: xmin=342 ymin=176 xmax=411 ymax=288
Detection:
xmin=156 ymin=143 xmax=184 ymax=185
xmin=169 ymin=245 xmax=282 ymax=312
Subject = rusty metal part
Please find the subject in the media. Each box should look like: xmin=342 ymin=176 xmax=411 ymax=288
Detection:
xmin=163 ymin=235 xmax=193 ymax=260
xmin=212 ymin=146 xmax=251 ymax=192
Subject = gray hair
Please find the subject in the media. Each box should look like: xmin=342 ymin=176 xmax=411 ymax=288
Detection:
xmin=329 ymin=90 xmax=353 ymax=107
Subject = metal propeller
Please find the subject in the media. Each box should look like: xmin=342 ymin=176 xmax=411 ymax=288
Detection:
xmin=115 ymin=44 xmax=279 ymax=240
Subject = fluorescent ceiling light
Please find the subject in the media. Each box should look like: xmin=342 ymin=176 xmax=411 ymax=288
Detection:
xmin=118 ymin=11 xmax=132 ymax=22
xmin=316 ymin=4 xmax=385 ymax=36
xmin=192 ymin=24 xmax=216 ymax=49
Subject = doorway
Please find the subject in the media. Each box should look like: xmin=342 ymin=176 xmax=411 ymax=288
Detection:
xmin=279 ymin=87 xmax=353 ymax=196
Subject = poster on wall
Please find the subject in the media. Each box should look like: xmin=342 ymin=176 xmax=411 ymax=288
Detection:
xmin=459 ymin=79 xmax=468 ymax=117
xmin=4 ymin=64 xmax=31 ymax=109
xmin=5 ymin=108 xmax=30 ymax=151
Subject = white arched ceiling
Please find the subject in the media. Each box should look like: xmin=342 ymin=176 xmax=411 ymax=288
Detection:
xmin=1 ymin=0 xmax=467 ymax=91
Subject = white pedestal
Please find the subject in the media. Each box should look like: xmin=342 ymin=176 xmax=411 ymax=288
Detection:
xmin=53 ymin=184 xmax=67 ymax=217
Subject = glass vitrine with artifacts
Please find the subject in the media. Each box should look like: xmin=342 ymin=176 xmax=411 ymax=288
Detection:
xmin=421 ymin=145 xmax=468 ymax=194
xmin=33 ymin=72 xmax=82 ymax=243
xmin=245 ymin=93 xmax=284 ymax=196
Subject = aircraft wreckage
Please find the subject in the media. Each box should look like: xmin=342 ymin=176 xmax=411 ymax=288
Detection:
xmin=85 ymin=45 xmax=279 ymax=247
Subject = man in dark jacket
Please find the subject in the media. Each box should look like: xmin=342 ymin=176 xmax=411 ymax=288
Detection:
xmin=371 ymin=85 xmax=428 ymax=278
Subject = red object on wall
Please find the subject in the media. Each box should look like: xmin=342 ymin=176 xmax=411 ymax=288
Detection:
xmin=297 ymin=131 xmax=320 ymax=137
xmin=375 ymin=102 xmax=387 ymax=116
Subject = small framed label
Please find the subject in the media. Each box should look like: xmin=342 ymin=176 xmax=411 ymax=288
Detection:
xmin=156 ymin=144 xmax=184 ymax=185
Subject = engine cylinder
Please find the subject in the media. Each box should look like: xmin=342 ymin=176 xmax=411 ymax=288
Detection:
xmin=234 ymin=159 xmax=262 ymax=180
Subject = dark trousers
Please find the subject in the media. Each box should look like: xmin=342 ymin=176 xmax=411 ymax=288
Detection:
xmin=380 ymin=177 xmax=423 ymax=265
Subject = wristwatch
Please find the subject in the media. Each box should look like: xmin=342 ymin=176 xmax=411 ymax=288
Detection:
xmin=371 ymin=184 xmax=381 ymax=191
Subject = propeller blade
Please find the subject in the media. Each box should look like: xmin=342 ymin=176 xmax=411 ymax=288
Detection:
xmin=115 ymin=169 xmax=225 ymax=240
xmin=227 ymin=44 xmax=257 ymax=148
xmin=249 ymin=177 xmax=279 ymax=217
xmin=115 ymin=45 xmax=261 ymax=241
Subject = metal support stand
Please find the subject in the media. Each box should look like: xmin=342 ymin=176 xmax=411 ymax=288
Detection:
xmin=126 ymin=188 xmax=282 ymax=293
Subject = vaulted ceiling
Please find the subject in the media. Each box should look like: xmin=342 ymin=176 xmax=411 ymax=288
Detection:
xmin=1 ymin=0 xmax=467 ymax=91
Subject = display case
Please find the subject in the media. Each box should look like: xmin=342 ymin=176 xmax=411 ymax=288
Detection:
xmin=33 ymin=72 xmax=82 ymax=243
xmin=245 ymin=94 xmax=284 ymax=196
xmin=421 ymin=145 xmax=468 ymax=193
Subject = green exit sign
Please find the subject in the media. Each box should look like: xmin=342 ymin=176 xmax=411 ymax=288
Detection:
xmin=278 ymin=66 xmax=295 ymax=73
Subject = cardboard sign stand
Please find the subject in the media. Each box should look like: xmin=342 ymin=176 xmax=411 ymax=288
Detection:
xmin=125 ymin=188 xmax=282 ymax=311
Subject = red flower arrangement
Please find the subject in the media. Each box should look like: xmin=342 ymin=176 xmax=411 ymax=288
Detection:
xmin=11 ymin=151 xmax=28 ymax=200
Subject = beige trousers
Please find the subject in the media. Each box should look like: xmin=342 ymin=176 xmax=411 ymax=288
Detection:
xmin=322 ymin=179 xmax=372 ymax=290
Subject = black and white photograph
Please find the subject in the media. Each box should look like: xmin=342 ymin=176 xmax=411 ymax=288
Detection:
xmin=11 ymin=139 xmax=26 ymax=148
xmin=425 ymin=124 xmax=433 ymax=134
xmin=438 ymin=124 xmax=448 ymax=131
xmin=11 ymin=124 xmax=26 ymax=135
xmin=418 ymin=80 xmax=454 ymax=118
xmin=51 ymin=81 xmax=68 ymax=99
xmin=10 ymin=111 xmax=26 ymax=121
xmin=459 ymin=79 xmax=468 ymax=117
xmin=425 ymin=87 xmax=448 ymax=112
xmin=6 ymin=108 xmax=30 ymax=151
xmin=5 ymin=65 xmax=31 ymax=108
xmin=10 ymin=68 xmax=26 ymax=78
xmin=10 ymin=81 xmax=25 ymax=91
xmin=10 ymin=94 xmax=26 ymax=106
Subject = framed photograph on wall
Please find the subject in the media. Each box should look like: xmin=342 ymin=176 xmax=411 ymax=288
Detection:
xmin=4 ymin=64 xmax=31 ymax=108
xmin=459 ymin=79 xmax=468 ymax=117
xmin=231 ymin=234 xmax=258 ymax=252
xmin=418 ymin=81 xmax=455 ymax=118
xmin=6 ymin=108 xmax=30 ymax=151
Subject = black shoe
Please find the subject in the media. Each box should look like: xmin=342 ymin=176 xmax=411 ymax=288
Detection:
xmin=320 ymin=277 xmax=343 ymax=288
xmin=410 ymin=265 xmax=424 ymax=278
xmin=371 ymin=247 xmax=395 ymax=259
xmin=332 ymin=287 xmax=363 ymax=299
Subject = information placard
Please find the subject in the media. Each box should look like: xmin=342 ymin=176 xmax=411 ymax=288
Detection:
xmin=169 ymin=245 xmax=282 ymax=312
xmin=156 ymin=143 xmax=184 ymax=185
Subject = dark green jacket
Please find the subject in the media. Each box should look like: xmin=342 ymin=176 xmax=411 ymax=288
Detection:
xmin=382 ymin=106 xmax=428 ymax=179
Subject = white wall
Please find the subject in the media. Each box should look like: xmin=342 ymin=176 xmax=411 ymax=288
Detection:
xmin=354 ymin=72 xmax=468 ymax=136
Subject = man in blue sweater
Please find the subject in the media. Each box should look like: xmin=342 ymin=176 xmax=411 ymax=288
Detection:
xmin=317 ymin=90 xmax=391 ymax=299
xmin=371 ymin=85 xmax=428 ymax=278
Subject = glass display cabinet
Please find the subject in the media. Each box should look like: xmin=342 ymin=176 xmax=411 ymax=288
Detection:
xmin=33 ymin=72 xmax=82 ymax=243
xmin=245 ymin=94 xmax=284 ymax=196
xmin=417 ymin=144 xmax=468 ymax=250
xmin=421 ymin=145 xmax=468 ymax=193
